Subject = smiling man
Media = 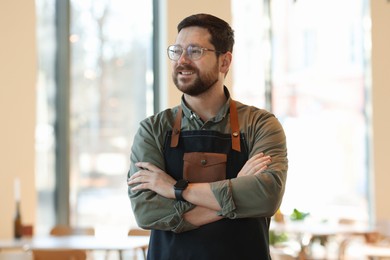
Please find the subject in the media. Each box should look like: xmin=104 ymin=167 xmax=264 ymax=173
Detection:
xmin=127 ymin=13 xmax=288 ymax=260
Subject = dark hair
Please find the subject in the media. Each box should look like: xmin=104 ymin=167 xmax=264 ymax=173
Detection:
xmin=177 ymin=13 xmax=235 ymax=54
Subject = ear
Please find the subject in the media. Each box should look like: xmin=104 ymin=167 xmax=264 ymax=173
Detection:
xmin=220 ymin=52 xmax=232 ymax=74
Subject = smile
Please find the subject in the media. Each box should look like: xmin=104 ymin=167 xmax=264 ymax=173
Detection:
xmin=180 ymin=71 xmax=194 ymax=75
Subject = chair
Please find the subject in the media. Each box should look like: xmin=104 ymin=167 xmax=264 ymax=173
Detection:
xmin=127 ymin=228 xmax=151 ymax=260
xmin=31 ymin=250 xmax=86 ymax=260
xmin=128 ymin=229 xmax=151 ymax=237
xmin=49 ymin=225 xmax=95 ymax=236
xmin=48 ymin=226 xmax=94 ymax=259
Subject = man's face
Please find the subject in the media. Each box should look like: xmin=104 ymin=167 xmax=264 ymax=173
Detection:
xmin=171 ymin=27 xmax=220 ymax=96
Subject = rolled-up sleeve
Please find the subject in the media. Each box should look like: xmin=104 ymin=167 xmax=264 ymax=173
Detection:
xmin=210 ymin=110 xmax=288 ymax=219
xmin=127 ymin=114 xmax=197 ymax=233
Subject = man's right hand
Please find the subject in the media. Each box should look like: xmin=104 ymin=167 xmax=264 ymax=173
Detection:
xmin=237 ymin=153 xmax=271 ymax=178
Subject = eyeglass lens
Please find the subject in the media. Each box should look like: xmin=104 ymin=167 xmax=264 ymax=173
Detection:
xmin=168 ymin=45 xmax=203 ymax=61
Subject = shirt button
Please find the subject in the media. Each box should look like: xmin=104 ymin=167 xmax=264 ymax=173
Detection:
xmin=201 ymin=159 xmax=207 ymax=165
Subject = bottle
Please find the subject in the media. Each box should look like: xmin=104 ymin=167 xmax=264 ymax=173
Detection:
xmin=14 ymin=201 xmax=23 ymax=239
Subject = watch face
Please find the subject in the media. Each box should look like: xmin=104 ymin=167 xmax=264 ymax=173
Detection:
xmin=175 ymin=179 xmax=188 ymax=190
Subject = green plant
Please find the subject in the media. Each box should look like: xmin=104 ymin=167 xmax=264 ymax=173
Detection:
xmin=290 ymin=208 xmax=310 ymax=221
xmin=269 ymin=230 xmax=289 ymax=245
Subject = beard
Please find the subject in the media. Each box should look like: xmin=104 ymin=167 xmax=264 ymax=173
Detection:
xmin=172 ymin=62 xmax=219 ymax=96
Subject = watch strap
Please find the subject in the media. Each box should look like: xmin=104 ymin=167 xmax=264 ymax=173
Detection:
xmin=174 ymin=188 xmax=185 ymax=201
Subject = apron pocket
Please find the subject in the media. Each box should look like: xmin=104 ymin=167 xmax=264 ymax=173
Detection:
xmin=183 ymin=152 xmax=227 ymax=183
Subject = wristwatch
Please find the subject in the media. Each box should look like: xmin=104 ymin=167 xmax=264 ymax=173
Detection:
xmin=174 ymin=179 xmax=189 ymax=201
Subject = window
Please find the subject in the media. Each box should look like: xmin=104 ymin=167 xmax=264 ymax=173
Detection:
xmin=35 ymin=0 xmax=154 ymax=235
xmin=231 ymin=0 xmax=268 ymax=108
xmin=232 ymin=0 xmax=371 ymax=222
xmin=35 ymin=0 xmax=57 ymax=235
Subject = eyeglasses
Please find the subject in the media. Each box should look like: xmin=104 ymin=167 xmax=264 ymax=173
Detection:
xmin=167 ymin=45 xmax=220 ymax=61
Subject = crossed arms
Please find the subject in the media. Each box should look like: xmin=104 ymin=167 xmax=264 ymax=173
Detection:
xmin=127 ymin=109 xmax=288 ymax=233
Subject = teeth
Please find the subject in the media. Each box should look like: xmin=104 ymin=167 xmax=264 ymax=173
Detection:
xmin=181 ymin=71 xmax=193 ymax=75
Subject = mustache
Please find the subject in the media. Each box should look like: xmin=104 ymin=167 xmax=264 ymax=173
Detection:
xmin=175 ymin=65 xmax=196 ymax=72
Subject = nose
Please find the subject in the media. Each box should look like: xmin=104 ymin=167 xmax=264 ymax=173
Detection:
xmin=177 ymin=50 xmax=191 ymax=64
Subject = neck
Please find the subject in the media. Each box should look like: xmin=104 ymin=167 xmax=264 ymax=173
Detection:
xmin=184 ymin=85 xmax=227 ymax=121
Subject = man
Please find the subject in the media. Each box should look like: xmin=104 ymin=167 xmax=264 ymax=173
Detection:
xmin=127 ymin=13 xmax=288 ymax=260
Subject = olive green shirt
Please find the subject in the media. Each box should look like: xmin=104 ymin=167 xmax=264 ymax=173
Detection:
xmin=127 ymin=90 xmax=288 ymax=233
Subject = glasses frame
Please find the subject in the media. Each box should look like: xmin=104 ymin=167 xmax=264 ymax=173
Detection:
xmin=167 ymin=45 xmax=221 ymax=61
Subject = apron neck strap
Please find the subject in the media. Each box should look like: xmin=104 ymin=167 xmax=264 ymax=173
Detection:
xmin=170 ymin=106 xmax=182 ymax=148
xmin=170 ymin=100 xmax=241 ymax=152
xmin=230 ymin=99 xmax=241 ymax=152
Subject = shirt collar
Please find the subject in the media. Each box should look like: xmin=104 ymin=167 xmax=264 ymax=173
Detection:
xmin=180 ymin=86 xmax=232 ymax=122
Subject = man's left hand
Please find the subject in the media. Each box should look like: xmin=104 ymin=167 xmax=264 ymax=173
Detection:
xmin=128 ymin=162 xmax=176 ymax=199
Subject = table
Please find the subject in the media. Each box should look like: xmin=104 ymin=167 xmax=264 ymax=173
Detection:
xmin=272 ymin=221 xmax=374 ymax=237
xmin=363 ymin=244 xmax=390 ymax=259
xmin=0 ymin=235 xmax=150 ymax=260
xmin=271 ymin=221 xmax=376 ymax=260
xmin=0 ymin=239 xmax=29 ymax=251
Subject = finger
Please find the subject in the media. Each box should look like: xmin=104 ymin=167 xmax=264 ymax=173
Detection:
xmin=130 ymin=164 xmax=156 ymax=178
xmin=131 ymin=183 xmax=148 ymax=191
xmin=127 ymin=177 xmax=139 ymax=186
xmin=135 ymin=162 xmax=149 ymax=170
xmin=254 ymin=160 xmax=271 ymax=174
xmin=135 ymin=162 xmax=163 ymax=173
xmin=250 ymin=158 xmax=271 ymax=170
xmin=127 ymin=170 xmax=144 ymax=181
xmin=247 ymin=153 xmax=264 ymax=163
xmin=253 ymin=155 xmax=271 ymax=163
xmin=246 ymin=157 xmax=269 ymax=171
xmin=128 ymin=174 xmax=148 ymax=185
xmin=261 ymin=156 xmax=271 ymax=163
xmin=246 ymin=153 xmax=270 ymax=168
xmin=255 ymin=165 xmax=268 ymax=174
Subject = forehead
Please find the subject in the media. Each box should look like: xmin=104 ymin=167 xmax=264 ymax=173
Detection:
xmin=174 ymin=26 xmax=212 ymax=47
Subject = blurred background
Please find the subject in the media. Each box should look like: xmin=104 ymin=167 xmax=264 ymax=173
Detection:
xmin=1 ymin=0 xmax=389 ymax=244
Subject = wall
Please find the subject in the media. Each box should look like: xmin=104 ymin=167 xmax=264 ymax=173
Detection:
xmin=0 ymin=1 xmax=37 ymax=238
xmin=371 ymin=0 xmax=390 ymax=223
xmin=165 ymin=0 xmax=232 ymax=108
